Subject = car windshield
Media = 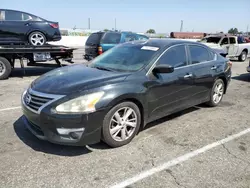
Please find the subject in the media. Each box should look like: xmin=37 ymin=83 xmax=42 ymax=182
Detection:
xmin=200 ymin=37 xmax=221 ymax=44
xmin=88 ymin=44 xmax=160 ymax=72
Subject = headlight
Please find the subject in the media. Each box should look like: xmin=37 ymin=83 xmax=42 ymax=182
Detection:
xmin=55 ymin=91 xmax=104 ymax=113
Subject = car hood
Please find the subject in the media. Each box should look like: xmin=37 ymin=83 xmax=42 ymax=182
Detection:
xmin=31 ymin=64 xmax=130 ymax=95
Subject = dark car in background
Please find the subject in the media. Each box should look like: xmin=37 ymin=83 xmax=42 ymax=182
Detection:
xmin=0 ymin=9 xmax=61 ymax=46
xmin=84 ymin=31 xmax=149 ymax=60
xmin=22 ymin=39 xmax=232 ymax=148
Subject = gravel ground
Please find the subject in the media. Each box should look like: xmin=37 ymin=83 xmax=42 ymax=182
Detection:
xmin=0 ymin=49 xmax=249 ymax=188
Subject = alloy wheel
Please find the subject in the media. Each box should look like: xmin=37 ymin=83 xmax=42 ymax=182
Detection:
xmin=109 ymin=107 xmax=137 ymax=142
xmin=213 ymin=82 xmax=224 ymax=104
xmin=30 ymin=33 xmax=45 ymax=45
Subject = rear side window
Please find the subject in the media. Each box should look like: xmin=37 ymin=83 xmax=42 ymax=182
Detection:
xmin=86 ymin=33 xmax=104 ymax=45
xmin=124 ymin=34 xmax=136 ymax=42
xmin=158 ymin=45 xmax=187 ymax=68
xmin=100 ymin=33 xmax=121 ymax=44
xmin=189 ymin=45 xmax=212 ymax=64
xmin=0 ymin=11 xmax=4 ymax=21
xmin=229 ymin=37 xmax=236 ymax=44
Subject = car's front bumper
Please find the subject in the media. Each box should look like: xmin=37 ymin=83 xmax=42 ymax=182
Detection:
xmin=21 ymin=101 xmax=105 ymax=146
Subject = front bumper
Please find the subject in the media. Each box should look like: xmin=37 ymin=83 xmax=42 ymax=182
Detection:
xmin=21 ymin=101 xmax=105 ymax=146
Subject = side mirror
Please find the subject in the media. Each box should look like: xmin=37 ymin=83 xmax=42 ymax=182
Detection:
xmin=152 ymin=64 xmax=174 ymax=74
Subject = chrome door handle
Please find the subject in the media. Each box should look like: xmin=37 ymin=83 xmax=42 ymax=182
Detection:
xmin=184 ymin=73 xmax=193 ymax=79
xmin=211 ymin=66 xmax=217 ymax=70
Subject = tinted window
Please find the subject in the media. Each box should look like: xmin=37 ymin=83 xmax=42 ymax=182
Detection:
xmin=100 ymin=33 xmax=121 ymax=44
xmin=189 ymin=45 xmax=211 ymax=64
xmin=86 ymin=33 xmax=104 ymax=45
xmin=5 ymin=10 xmax=22 ymax=21
xmin=158 ymin=45 xmax=187 ymax=68
xmin=89 ymin=44 xmax=159 ymax=72
xmin=138 ymin=35 xmax=149 ymax=41
xmin=201 ymin=37 xmax=221 ymax=44
xmin=229 ymin=37 xmax=236 ymax=44
xmin=221 ymin=38 xmax=229 ymax=45
xmin=22 ymin=13 xmax=32 ymax=21
xmin=125 ymin=34 xmax=136 ymax=42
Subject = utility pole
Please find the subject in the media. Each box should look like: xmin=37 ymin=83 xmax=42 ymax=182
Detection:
xmin=115 ymin=18 xmax=117 ymax=31
xmin=88 ymin=18 xmax=90 ymax=29
xmin=180 ymin=20 xmax=183 ymax=32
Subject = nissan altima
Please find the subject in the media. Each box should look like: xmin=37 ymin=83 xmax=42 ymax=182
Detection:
xmin=21 ymin=39 xmax=232 ymax=148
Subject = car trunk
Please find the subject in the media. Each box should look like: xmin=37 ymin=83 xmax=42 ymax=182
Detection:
xmin=85 ymin=32 xmax=104 ymax=58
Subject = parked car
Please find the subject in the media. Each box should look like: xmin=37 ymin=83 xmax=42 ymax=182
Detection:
xmin=83 ymin=31 xmax=149 ymax=60
xmin=0 ymin=9 xmax=61 ymax=46
xmin=22 ymin=39 xmax=232 ymax=148
xmin=199 ymin=34 xmax=250 ymax=61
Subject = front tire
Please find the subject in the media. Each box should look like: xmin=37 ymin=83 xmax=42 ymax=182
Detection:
xmin=0 ymin=57 xmax=12 ymax=80
xmin=238 ymin=51 xmax=247 ymax=62
xmin=206 ymin=79 xmax=225 ymax=107
xmin=102 ymin=101 xmax=141 ymax=148
xmin=28 ymin=31 xmax=46 ymax=46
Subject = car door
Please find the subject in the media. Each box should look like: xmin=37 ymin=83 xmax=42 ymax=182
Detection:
xmin=220 ymin=37 xmax=230 ymax=54
xmin=146 ymin=44 xmax=194 ymax=121
xmin=187 ymin=44 xmax=216 ymax=104
xmin=1 ymin=10 xmax=32 ymax=42
xmin=228 ymin=37 xmax=239 ymax=56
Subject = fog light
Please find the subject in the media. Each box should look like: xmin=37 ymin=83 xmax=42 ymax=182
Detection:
xmin=57 ymin=128 xmax=85 ymax=135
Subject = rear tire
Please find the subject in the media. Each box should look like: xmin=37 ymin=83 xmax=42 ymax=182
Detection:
xmin=238 ymin=51 xmax=247 ymax=62
xmin=28 ymin=31 xmax=46 ymax=46
xmin=0 ymin=57 xmax=12 ymax=80
xmin=102 ymin=101 xmax=141 ymax=148
xmin=206 ymin=79 xmax=225 ymax=107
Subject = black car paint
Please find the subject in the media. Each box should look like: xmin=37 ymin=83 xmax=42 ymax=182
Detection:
xmin=0 ymin=9 xmax=61 ymax=44
xmin=22 ymin=39 xmax=232 ymax=146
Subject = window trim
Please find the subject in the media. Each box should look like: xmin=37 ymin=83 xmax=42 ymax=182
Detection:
xmin=186 ymin=44 xmax=215 ymax=65
xmin=146 ymin=43 xmax=216 ymax=76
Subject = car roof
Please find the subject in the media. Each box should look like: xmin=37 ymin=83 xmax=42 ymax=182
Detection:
xmin=129 ymin=38 xmax=207 ymax=49
xmin=0 ymin=9 xmax=46 ymax=20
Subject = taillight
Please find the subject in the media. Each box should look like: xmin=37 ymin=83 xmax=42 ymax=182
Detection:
xmin=98 ymin=46 xmax=103 ymax=55
xmin=227 ymin=61 xmax=232 ymax=68
xmin=49 ymin=23 xmax=59 ymax=28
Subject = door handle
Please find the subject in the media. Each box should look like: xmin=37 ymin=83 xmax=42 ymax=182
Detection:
xmin=183 ymin=73 xmax=193 ymax=79
xmin=211 ymin=66 xmax=217 ymax=70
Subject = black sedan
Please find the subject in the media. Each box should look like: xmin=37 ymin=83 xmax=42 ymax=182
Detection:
xmin=21 ymin=39 xmax=232 ymax=148
xmin=0 ymin=9 xmax=61 ymax=46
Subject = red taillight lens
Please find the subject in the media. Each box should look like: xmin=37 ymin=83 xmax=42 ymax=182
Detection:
xmin=98 ymin=46 xmax=103 ymax=55
xmin=227 ymin=61 xmax=232 ymax=68
xmin=49 ymin=23 xmax=59 ymax=28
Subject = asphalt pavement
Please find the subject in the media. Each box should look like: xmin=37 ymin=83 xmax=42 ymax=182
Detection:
xmin=0 ymin=49 xmax=249 ymax=188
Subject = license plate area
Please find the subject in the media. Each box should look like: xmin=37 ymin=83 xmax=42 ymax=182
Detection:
xmin=33 ymin=52 xmax=51 ymax=61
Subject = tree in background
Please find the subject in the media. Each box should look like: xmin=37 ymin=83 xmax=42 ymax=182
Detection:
xmin=228 ymin=28 xmax=239 ymax=34
xmin=146 ymin=29 xmax=156 ymax=34
xmin=103 ymin=29 xmax=109 ymax=32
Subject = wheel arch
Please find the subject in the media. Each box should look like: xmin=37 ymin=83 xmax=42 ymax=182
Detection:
xmin=217 ymin=76 xmax=228 ymax=94
xmin=27 ymin=30 xmax=47 ymax=40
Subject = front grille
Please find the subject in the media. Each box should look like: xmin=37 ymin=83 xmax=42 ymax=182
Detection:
xmin=24 ymin=90 xmax=54 ymax=112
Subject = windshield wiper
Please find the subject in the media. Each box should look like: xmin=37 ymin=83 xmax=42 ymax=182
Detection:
xmin=94 ymin=66 xmax=114 ymax=72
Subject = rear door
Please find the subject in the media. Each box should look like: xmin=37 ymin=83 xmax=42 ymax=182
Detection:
xmin=85 ymin=32 xmax=104 ymax=58
xmin=187 ymin=44 xmax=216 ymax=104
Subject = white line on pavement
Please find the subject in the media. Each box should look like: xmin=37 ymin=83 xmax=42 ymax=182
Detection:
xmin=109 ymin=127 xmax=250 ymax=188
xmin=0 ymin=106 xmax=21 ymax=112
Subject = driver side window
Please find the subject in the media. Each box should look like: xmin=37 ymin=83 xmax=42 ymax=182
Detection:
xmin=158 ymin=45 xmax=187 ymax=68
xmin=221 ymin=37 xmax=229 ymax=45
